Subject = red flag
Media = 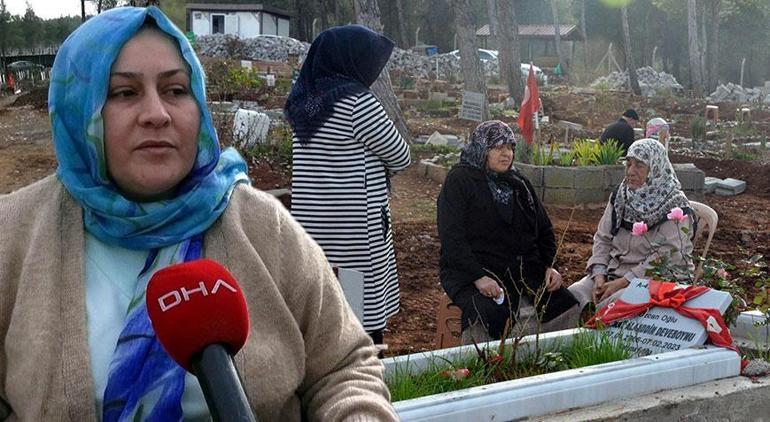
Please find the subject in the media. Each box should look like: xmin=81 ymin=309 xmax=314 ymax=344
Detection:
xmin=517 ymin=63 xmax=540 ymax=145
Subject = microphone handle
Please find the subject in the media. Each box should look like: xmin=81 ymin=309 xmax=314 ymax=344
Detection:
xmin=191 ymin=344 xmax=258 ymax=422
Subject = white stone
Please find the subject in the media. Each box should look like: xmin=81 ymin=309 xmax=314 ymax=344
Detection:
xmin=459 ymin=91 xmax=485 ymax=122
xmin=425 ymin=131 xmax=448 ymax=146
xmin=607 ymin=278 xmax=732 ymax=357
xmin=716 ymin=177 xmax=747 ymax=194
xmin=233 ymin=109 xmax=270 ymax=148
xmin=704 ymin=176 xmax=721 ymax=193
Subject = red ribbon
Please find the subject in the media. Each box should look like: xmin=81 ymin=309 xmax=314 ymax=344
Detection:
xmin=586 ymin=280 xmax=741 ymax=359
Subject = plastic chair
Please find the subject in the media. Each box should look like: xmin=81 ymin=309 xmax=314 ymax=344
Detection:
xmin=689 ymin=200 xmax=718 ymax=282
xmin=434 ymin=294 xmax=463 ymax=349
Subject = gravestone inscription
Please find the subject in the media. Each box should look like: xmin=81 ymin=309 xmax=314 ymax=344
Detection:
xmin=459 ymin=91 xmax=485 ymax=122
xmin=606 ymin=278 xmax=732 ymax=357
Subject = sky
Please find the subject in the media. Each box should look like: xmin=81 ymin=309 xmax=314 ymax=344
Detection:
xmin=5 ymin=0 xmax=97 ymax=20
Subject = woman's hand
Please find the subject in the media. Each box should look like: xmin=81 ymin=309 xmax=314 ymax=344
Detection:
xmin=597 ymin=277 xmax=630 ymax=303
xmin=544 ymin=268 xmax=562 ymax=292
xmin=474 ymin=276 xmax=503 ymax=298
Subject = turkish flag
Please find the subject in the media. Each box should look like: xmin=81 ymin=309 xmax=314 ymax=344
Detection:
xmin=517 ymin=63 xmax=540 ymax=145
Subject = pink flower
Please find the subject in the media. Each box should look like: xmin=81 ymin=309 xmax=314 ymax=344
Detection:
xmin=441 ymin=368 xmax=471 ymax=381
xmin=667 ymin=207 xmax=688 ymax=223
xmin=631 ymin=222 xmax=648 ymax=236
xmin=716 ymin=268 xmax=729 ymax=279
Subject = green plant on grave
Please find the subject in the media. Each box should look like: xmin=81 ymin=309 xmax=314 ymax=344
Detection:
xmin=556 ymin=150 xmax=575 ymax=166
xmin=594 ymin=140 xmax=625 ymax=165
xmin=531 ymin=142 xmax=555 ymax=166
xmin=690 ymin=116 xmax=706 ymax=147
xmin=571 ymin=139 xmax=600 ymax=166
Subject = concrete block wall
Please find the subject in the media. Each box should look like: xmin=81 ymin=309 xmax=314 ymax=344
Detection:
xmin=419 ymin=160 xmax=705 ymax=206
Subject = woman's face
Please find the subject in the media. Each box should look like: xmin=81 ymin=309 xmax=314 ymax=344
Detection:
xmin=102 ymin=28 xmax=199 ymax=202
xmin=486 ymin=144 xmax=513 ymax=174
xmin=624 ymin=157 xmax=650 ymax=189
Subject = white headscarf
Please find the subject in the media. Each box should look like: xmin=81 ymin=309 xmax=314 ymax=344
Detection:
xmin=613 ymin=139 xmax=690 ymax=229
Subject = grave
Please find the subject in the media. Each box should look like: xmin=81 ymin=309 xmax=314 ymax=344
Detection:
xmin=459 ymin=91 xmax=485 ymax=122
xmin=605 ymin=278 xmax=732 ymax=357
xmin=233 ymin=109 xmax=270 ymax=148
xmin=715 ymin=177 xmax=747 ymax=196
xmin=704 ymin=176 xmax=721 ymax=193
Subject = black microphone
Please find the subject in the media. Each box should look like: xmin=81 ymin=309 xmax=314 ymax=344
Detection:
xmin=146 ymin=259 xmax=257 ymax=422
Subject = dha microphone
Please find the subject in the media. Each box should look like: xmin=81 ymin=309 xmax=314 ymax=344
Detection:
xmin=146 ymin=259 xmax=257 ymax=422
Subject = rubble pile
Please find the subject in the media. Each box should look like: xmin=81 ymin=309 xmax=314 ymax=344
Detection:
xmin=707 ymin=82 xmax=770 ymax=104
xmin=195 ymin=34 xmax=499 ymax=82
xmin=196 ymin=34 xmax=309 ymax=62
xmin=591 ymin=67 xmax=684 ymax=97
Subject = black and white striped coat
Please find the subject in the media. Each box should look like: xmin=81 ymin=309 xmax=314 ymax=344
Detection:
xmin=290 ymin=91 xmax=411 ymax=331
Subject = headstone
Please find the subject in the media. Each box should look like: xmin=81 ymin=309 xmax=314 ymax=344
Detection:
xmin=459 ymin=90 xmax=485 ymax=122
xmin=704 ymin=176 xmax=721 ymax=194
xmin=426 ymin=131 xmax=448 ymax=146
xmin=240 ymin=60 xmax=253 ymax=70
xmin=336 ymin=268 xmax=364 ymax=323
xmin=606 ymin=278 xmax=732 ymax=357
xmin=233 ymin=109 xmax=270 ymax=148
xmin=716 ymin=178 xmax=746 ymax=195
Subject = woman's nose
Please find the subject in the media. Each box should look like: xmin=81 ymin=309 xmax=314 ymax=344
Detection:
xmin=138 ymin=91 xmax=171 ymax=127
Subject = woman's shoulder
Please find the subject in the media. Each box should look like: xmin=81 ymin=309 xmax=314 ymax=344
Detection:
xmin=0 ymin=175 xmax=63 ymax=220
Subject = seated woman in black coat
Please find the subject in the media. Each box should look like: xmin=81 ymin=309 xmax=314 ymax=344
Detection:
xmin=437 ymin=121 xmax=578 ymax=344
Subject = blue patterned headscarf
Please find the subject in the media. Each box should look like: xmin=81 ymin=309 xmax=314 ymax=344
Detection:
xmin=49 ymin=6 xmax=248 ymax=250
xmin=284 ymin=24 xmax=394 ymax=141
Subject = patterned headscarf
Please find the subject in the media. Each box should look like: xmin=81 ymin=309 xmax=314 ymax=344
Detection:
xmin=459 ymin=121 xmax=536 ymax=217
xmin=613 ymin=138 xmax=690 ymax=230
xmin=284 ymin=24 xmax=394 ymax=141
xmin=645 ymin=117 xmax=670 ymax=140
xmin=49 ymin=6 xmax=248 ymax=250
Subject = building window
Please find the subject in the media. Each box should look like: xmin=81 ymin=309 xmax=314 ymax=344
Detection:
xmin=212 ymin=14 xmax=225 ymax=34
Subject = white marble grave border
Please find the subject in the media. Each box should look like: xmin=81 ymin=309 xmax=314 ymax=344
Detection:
xmin=383 ymin=328 xmax=741 ymax=421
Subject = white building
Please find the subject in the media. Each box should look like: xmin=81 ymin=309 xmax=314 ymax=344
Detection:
xmin=186 ymin=2 xmax=291 ymax=38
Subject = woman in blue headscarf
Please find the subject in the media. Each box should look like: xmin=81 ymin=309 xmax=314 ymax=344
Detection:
xmin=0 ymin=7 xmax=396 ymax=421
xmin=285 ymin=25 xmax=411 ymax=346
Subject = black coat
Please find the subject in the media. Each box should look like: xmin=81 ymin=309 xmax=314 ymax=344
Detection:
xmin=437 ymin=165 xmax=555 ymax=297
xmin=600 ymin=118 xmax=635 ymax=153
xmin=437 ymin=165 xmax=576 ymax=333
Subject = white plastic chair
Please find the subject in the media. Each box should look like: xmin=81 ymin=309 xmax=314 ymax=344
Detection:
xmin=689 ymin=200 xmax=718 ymax=282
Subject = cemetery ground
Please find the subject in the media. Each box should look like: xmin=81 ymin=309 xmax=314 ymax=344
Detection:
xmin=0 ymin=89 xmax=768 ymax=358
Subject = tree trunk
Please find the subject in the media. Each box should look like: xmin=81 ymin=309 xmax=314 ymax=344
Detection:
xmin=706 ymin=0 xmax=721 ymax=92
xmin=354 ymin=0 xmax=412 ymax=143
xmin=549 ymin=0 xmax=568 ymax=77
xmin=620 ymin=5 xmax=641 ymax=95
xmin=578 ymin=0 xmax=588 ymax=71
xmin=293 ymin=0 xmax=308 ymax=41
xmin=320 ymin=0 xmax=328 ymax=31
xmin=452 ymin=0 xmax=489 ymax=120
xmin=81 ymin=0 xmax=86 ymax=22
xmin=486 ymin=0 xmax=499 ymax=39
xmin=333 ymin=0 xmax=341 ymax=26
xmin=395 ymin=0 xmax=410 ymax=48
xmin=496 ymin=0 xmax=523 ymax=103
xmin=687 ymin=0 xmax=704 ymax=96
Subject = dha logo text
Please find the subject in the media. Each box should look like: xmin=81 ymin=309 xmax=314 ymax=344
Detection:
xmin=158 ymin=279 xmax=237 ymax=312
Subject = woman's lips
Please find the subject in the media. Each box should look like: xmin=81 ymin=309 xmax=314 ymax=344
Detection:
xmin=137 ymin=140 xmax=174 ymax=150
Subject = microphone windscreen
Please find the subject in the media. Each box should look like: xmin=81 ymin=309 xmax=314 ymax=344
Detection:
xmin=146 ymin=259 xmax=250 ymax=371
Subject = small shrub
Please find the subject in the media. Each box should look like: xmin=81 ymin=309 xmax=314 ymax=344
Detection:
xmin=515 ymin=140 xmax=533 ymax=164
xmin=690 ymin=116 xmax=706 ymax=142
xmin=595 ymin=140 xmax=625 ymax=165
xmin=571 ymin=139 xmax=599 ymax=166
xmin=556 ymin=150 xmax=575 ymax=166
xmin=532 ymin=142 xmax=555 ymax=166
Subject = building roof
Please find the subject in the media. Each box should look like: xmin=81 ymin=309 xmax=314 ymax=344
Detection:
xmin=476 ymin=24 xmax=584 ymax=41
xmin=186 ymin=2 xmax=292 ymax=17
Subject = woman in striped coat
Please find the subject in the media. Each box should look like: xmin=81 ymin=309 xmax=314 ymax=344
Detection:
xmin=285 ymin=25 xmax=411 ymax=343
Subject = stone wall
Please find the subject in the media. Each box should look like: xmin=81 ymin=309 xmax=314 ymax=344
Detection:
xmin=419 ymin=160 xmax=705 ymax=206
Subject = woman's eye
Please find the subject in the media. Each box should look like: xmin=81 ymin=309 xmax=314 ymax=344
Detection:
xmin=166 ymin=85 xmax=190 ymax=96
xmin=108 ymin=89 xmax=135 ymax=99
